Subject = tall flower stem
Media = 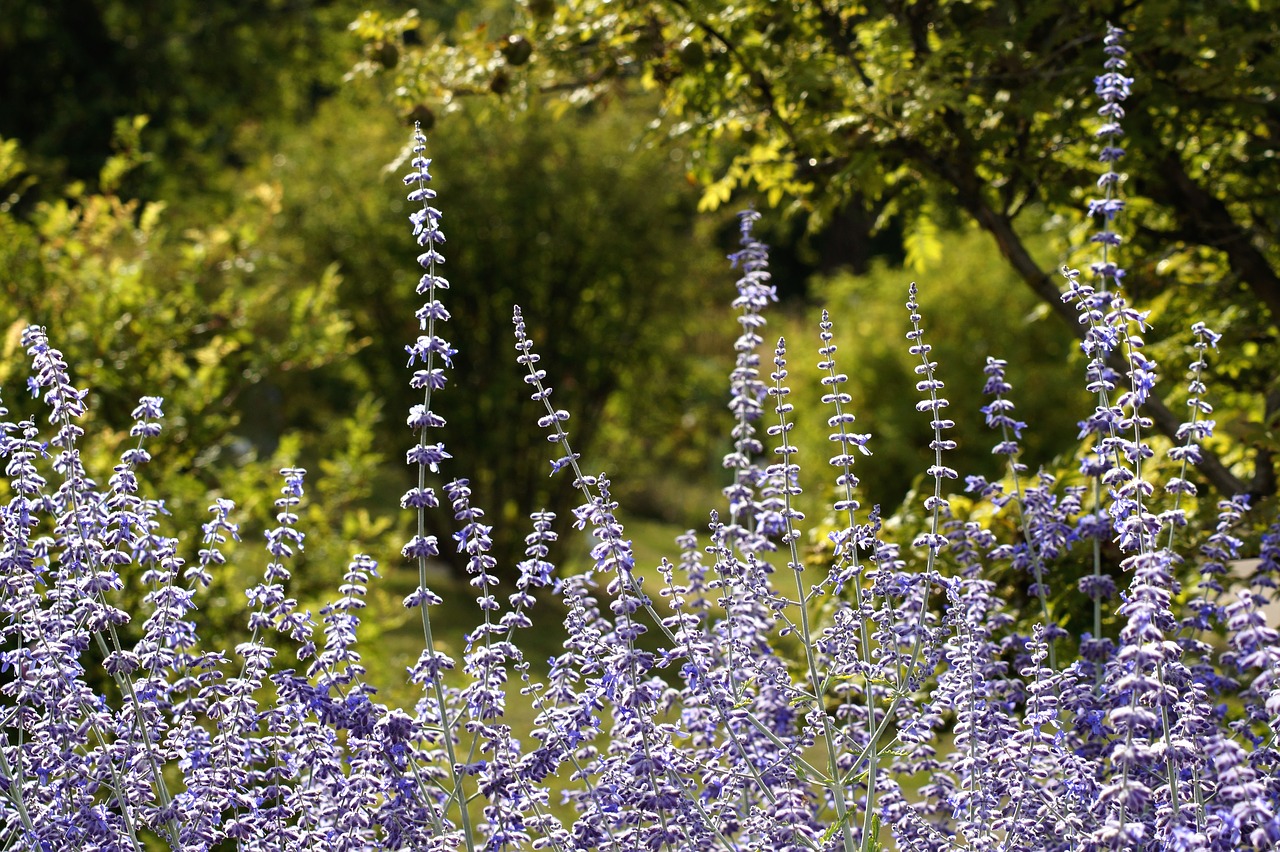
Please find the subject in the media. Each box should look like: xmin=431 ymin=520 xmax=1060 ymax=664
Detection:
xmin=767 ymin=338 xmax=857 ymax=852
xmin=401 ymin=124 xmax=476 ymax=852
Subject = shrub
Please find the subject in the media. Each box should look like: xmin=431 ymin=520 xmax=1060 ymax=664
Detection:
xmin=2 ymin=23 xmax=1277 ymax=852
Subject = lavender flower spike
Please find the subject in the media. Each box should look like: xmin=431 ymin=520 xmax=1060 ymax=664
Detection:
xmin=1088 ymin=23 xmax=1133 ymax=291
xmin=723 ymin=209 xmax=778 ymax=554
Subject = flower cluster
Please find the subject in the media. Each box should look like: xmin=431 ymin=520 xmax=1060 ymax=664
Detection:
xmin=2 ymin=24 xmax=1278 ymax=852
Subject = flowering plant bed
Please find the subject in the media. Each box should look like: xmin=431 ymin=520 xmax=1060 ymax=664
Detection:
xmin=2 ymin=24 xmax=1277 ymax=852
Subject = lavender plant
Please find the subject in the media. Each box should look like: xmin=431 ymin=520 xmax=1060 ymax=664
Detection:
xmin=2 ymin=23 xmax=1278 ymax=852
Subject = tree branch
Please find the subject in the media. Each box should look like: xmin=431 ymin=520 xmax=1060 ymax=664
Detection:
xmin=1148 ymin=151 xmax=1280 ymax=322
xmin=902 ymin=125 xmax=1252 ymax=499
xmin=973 ymin=194 xmax=1250 ymax=499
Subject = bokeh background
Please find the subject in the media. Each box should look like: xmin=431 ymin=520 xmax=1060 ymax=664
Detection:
xmin=2 ymin=0 xmax=1276 ymax=697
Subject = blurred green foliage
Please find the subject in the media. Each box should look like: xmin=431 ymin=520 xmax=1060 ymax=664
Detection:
xmin=241 ymin=86 xmax=729 ymax=566
xmin=783 ymin=225 xmax=1082 ymax=520
xmin=0 ymin=0 xmax=364 ymax=200
xmin=366 ymin=0 xmax=1280 ymax=513
xmin=0 ymin=126 xmax=396 ymax=655
xmin=0 ymin=0 xmax=731 ymax=587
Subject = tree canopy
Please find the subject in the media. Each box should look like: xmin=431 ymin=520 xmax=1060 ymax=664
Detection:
xmin=359 ymin=0 xmax=1280 ymax=507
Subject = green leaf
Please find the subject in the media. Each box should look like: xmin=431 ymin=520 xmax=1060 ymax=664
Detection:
xmin=861 ymin=812 xmax=882 ymax=852
xmin=698 ymin=174 xmax=735 ymax=212
xmin=820 ymin=809 xmax=851 ymax=845
xmin=903 ymin=207 xmax=942 ymax=274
